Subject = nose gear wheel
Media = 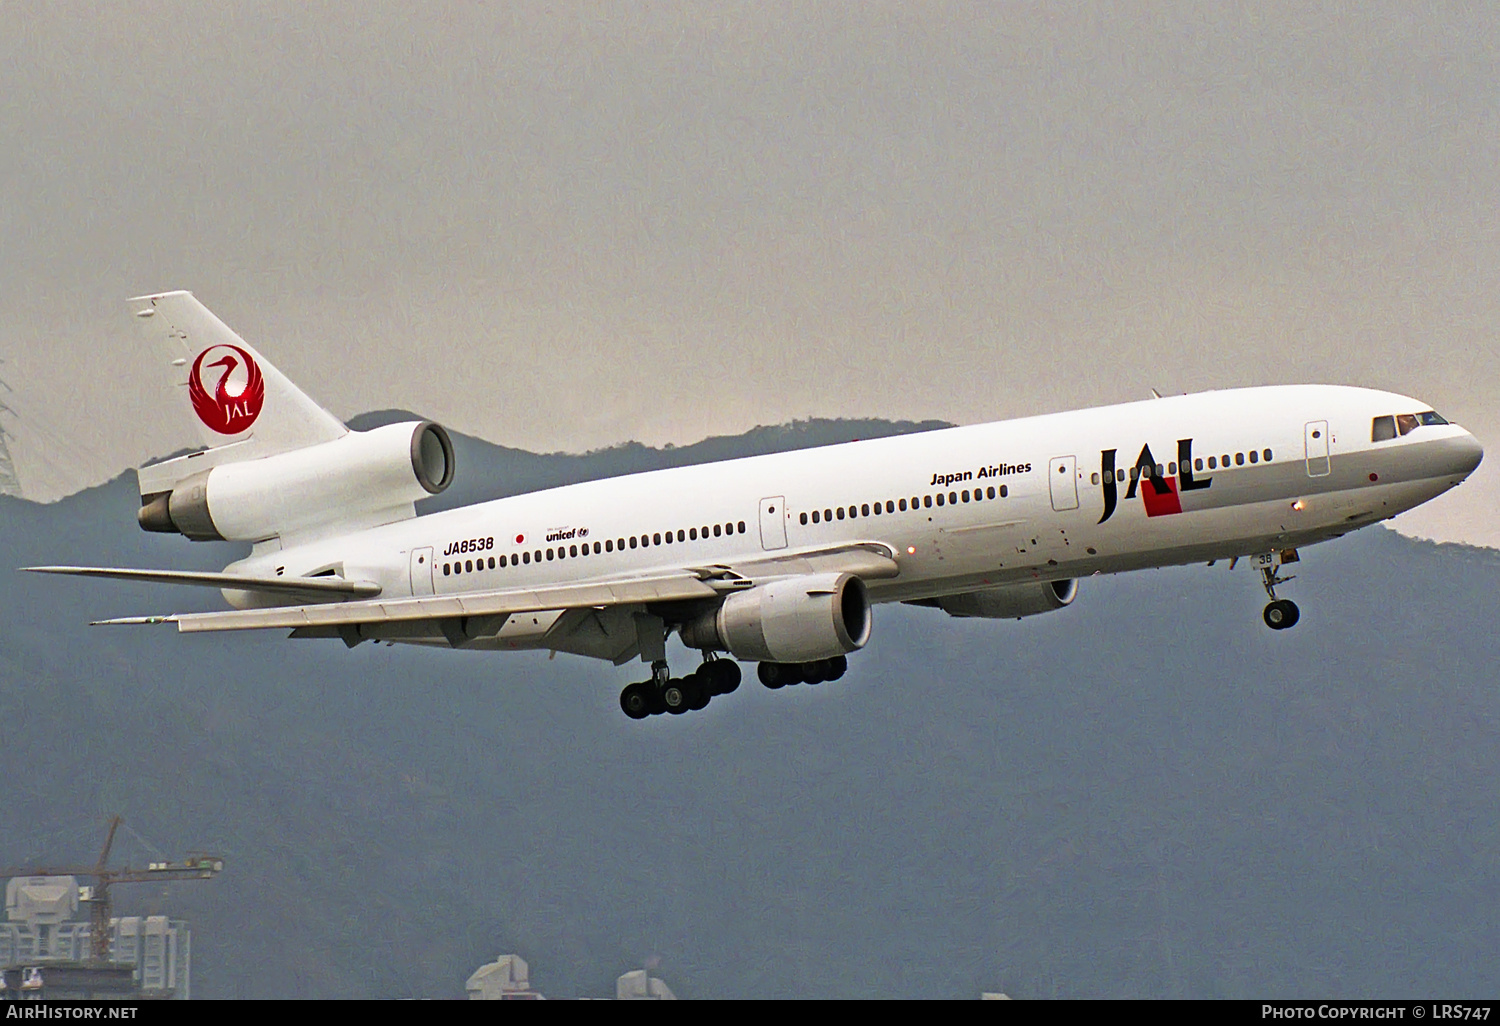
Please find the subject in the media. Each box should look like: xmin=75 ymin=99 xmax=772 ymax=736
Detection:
xmin=1263 ymin=599 xmax=1300 ymax=630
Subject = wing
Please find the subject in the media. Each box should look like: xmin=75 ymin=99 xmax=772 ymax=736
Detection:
xmin=24 ymin=566 xmax=382 ymax=599
xmin=79 ymin=541 xmax=901 ymax=660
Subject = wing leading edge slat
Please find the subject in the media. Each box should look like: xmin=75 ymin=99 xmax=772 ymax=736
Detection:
xmin=105 ymin=571 xmax=723 ymax=633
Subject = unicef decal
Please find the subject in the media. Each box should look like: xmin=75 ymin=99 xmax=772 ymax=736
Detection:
xmin=189 ymin=344 xmax=265 ymax=434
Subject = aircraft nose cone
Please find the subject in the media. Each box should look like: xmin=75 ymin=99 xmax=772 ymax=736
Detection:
xmin=1450 ymin=431 xmax=1484 ymax=477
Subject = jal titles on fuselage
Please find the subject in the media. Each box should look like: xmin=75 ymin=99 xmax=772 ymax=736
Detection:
xmin=930 ymin=462 xmax=1032 ymax=488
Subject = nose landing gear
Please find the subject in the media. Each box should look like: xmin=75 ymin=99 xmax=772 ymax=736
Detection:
xmin=1257 ymin=551 xmax=1301 ymax=631
xmin=1263 ymin=598 xmax=1300 ymax=630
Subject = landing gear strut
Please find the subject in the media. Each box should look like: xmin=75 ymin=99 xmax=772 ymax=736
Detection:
xmin=1258 ymin=552 xmax=1301 ymax=631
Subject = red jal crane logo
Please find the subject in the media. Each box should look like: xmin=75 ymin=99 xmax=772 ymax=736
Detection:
xmin=189 ymin=345 xmax=265 ymax=434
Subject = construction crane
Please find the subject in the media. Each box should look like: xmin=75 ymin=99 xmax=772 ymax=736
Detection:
xmin=1 ymin=816 xmax=224 ymax=963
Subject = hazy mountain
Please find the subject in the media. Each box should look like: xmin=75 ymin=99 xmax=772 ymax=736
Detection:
xmin=0 ymin=421 xmax=1495 ymax=999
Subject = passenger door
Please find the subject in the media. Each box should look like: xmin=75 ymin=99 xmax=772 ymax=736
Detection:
xmin=410 ymin=546 xmax=434 ymax=596
xmin=1304 ymin=421 xmax=1331 ymax=477
xmin=759 ymin=496 xmax=788 ymax=550
xmin=1048 ymin=456 xmax=1079 ymax=511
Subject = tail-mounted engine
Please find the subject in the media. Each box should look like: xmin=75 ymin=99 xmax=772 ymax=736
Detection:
xmin=680 ymin=572 xmax=873 ymax=663
xmin=138 ymin=421 xmax=454 ymax=543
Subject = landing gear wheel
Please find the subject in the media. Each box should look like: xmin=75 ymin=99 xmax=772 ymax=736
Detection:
xmin=801 ymin=660 xmax=829 ymax=685
xmin=758 ymin=662 xmax=794 ymax=689
xmin=705 ymin=660 xmax=741 ymax=695
xmin=662 ymin=680 xmax=691 ymax=714
xmin=686 ymin=674 xmax=712 ymax=711
xmin=826 ymin=655 xmax=848 ymax=681
xmin=1263 ymin=599 xmax=1300 ymax=631
xmin=620 ymin=682 xmax=653 ymax=720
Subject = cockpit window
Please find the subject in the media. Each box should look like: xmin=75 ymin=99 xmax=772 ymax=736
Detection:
xmin=1374 ymin=410 xmax=1448 ymax=442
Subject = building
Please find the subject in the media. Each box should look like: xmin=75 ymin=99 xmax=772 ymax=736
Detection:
xmin=0 ymin=963 xmax=139 ymax=1001
xmin=465 ymin=954 xmax=678 ymax=1000
xmin=466 ymin=953 xmax=544 ymax=1000
xmin=0 ymin=876 xmax=192 ymax=999
xmin=615 ymin=968 xmax=676 ymax=1000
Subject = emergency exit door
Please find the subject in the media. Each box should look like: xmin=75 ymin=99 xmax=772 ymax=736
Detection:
xmin=1049 ymin=456 xmax=1079 ymax=511
xmin=759 ymin=496 xmax=788 ymax=550
xmin=410 ymin=546 xmax=434 ymax=596
xmin=1305 ymin=421 xmax=1331 ymax=477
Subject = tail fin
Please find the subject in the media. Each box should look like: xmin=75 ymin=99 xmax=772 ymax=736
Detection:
xmin=130 ymin=291 xmax=347 ymax=494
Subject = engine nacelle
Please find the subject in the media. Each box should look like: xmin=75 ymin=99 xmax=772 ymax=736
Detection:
xmin=680 ymin=572 xmax=873 ymax=663
xmin=930 ymin=579 xmax=1078 ymax=619
xmin=138 ymin=421 xmax=454 ymax=542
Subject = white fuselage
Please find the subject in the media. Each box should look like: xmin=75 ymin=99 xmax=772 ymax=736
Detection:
xmin=228 ymin=385 xmax=1482 ymax=613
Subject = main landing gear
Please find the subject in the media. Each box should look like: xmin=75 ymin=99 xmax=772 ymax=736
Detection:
xmin=757 ymin=655 xmax=848 ymax=689
xmin=1258 ymin=551 xmax=1301 ymax=631
xmin=619 ymin=657 xmax=742 ymax=719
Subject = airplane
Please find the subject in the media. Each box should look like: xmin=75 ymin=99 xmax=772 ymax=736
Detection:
xmin=26 ymin=291 xmax=1484 ymax=719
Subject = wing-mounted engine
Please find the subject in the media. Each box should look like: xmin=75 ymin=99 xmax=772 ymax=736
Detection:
xmin=679 ymin=571 xmax=872 ymax=663
xmin=916 ymin=579 xmax=1078 ymax=620
xmin=137 ymin=420 xmax=454 ymax=543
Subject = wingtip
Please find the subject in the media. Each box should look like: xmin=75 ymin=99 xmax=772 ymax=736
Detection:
xmin=90 ymin=615 xmax=179 ymax=627
xmin=126 ymin=289 xmax=192 ymax=303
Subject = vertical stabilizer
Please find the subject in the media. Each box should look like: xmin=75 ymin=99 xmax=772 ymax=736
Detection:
xmin=129 ymin=291 xmax=346 ymax=458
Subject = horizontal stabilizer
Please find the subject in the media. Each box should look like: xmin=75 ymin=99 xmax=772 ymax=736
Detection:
xmin=23 ymin=566 xmax=382 ymax=599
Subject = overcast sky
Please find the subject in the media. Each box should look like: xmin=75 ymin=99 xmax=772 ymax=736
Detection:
xmin=2 ymin=2 xmax=1496 ymax=545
